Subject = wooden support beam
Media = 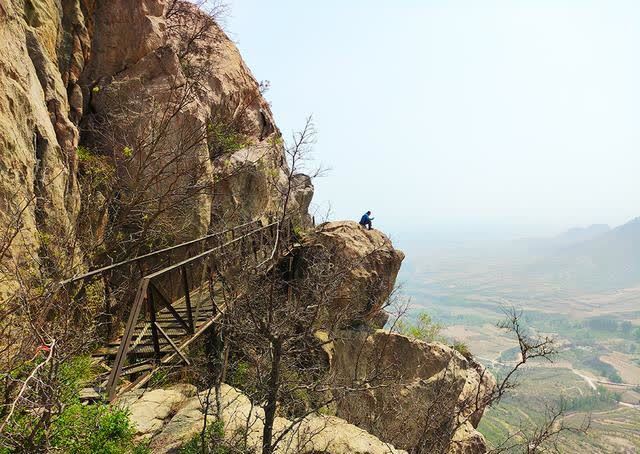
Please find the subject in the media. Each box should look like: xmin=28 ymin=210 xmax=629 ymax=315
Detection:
xmin=106 ymin=279 xmax=149 ymax=401
xmin=154 ymin=322 xmax=191 ymax=365
xmin=161 ymin=311 xmax=222 ymax=364
xmin=151 ymin=283 xmax=190 ymax=333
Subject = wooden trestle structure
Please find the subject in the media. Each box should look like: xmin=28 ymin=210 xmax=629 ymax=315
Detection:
xmin=61 ymin=219 xmax=290 ymax=400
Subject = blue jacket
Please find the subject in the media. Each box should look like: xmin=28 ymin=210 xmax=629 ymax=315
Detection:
xmin=360 ymin=213 xmax=372 ymax=224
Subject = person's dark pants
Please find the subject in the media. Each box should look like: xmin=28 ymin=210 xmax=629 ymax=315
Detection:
xmin=359 ymin=220 xmax=372 ymax=230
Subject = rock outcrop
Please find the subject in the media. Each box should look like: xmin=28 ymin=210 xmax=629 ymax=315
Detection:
xmin=301 ymin=221 xmax=405 ymax=328
xmin=299 ymin=222 xmax=494 ymax=453
xmin=122 ymin=383 xmax=406 ymax=454
xmin=330 ymin=330 xmax=495 ymax=453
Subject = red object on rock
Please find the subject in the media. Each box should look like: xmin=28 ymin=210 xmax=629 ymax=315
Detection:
xmin=35 ymin=345 xmax=51 ymax=354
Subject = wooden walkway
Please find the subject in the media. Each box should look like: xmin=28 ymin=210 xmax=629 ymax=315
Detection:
xmin=63 ymin=219 xmax=289 ymax=400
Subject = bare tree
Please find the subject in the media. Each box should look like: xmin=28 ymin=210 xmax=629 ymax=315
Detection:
xmin=406 ymin=306 xmax=590 ymax=454
xmin=488 ymin=399 xmax=590 ymax=454
xmin=0 ymin=189 xmax=104 ymax=451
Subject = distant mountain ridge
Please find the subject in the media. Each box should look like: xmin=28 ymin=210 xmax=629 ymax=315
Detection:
xmin=553 ymin=223 xmax=611 ymax=247
xmin=513 ymin=223 xmax=611 ymax=257
xmin=527 ymin=217 xmax=640 ymax=291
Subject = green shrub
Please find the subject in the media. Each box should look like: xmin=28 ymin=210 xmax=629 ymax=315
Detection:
xmin=227 ymin=361 xmax=251 ymax=390
xmin=208 ymin=122 xmax=249 ymax=159
xmin=0 ymin=356 xmax=147 ymax=454
xmin=50 ymin=404 xmax=149 ymax=454
xmin=453 ymin=341 xmax=471 ymax=358
xmin=76 ymin=145 xmax=94 ymax=161
xmin=148 ymin=368 xmax=171 ymax=388
xmin=58 ymin=355 xmax=94 ymax=403
xmin=179 ymin=420 xmax=232 ymax=454
xmin=396 ymin=312 xmax=444 ymax=343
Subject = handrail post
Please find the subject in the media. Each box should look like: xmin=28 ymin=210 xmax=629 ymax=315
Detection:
xmin=148 ymin=285 xmax=161 ymax=361
xmin=181 ymin=265 xmax=195 ymax=334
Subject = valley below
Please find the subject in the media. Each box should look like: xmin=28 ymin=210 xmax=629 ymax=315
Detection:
xmin=396 ymin=223 xmax=640 ymax=452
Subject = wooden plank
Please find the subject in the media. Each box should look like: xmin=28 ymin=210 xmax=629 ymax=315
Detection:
xmin=120 ymin=363 xmax=154 ymax=376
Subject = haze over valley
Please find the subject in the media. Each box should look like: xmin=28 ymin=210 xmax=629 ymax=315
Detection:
xmin=397 ymin=217 xmax=640 ymax=452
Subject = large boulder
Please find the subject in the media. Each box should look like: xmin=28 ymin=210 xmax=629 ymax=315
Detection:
xmin=123 ymin=383 xmax=406 ymax=454
xmin=124 ymin=384 xmax=197 ymax=438
xmin=302 ymin=221 xmax=405 ymax=327
xmin=330 ymin=329 xmax=495 ymax=454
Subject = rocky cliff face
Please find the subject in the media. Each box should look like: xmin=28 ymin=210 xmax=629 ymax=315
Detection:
xmin=0 ymin=0 xmax=85 ymax=292
xmin=331 ymin=330 xmax=494 ymax=453
xmin=0 ymin=0 xmax=311 ymax=294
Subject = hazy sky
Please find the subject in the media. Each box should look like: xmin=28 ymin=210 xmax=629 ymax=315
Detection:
xmin=225 ymin=0 xmax=640 ymax=237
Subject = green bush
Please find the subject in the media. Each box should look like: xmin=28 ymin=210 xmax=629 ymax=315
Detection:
xmin=179 ymin=420 xmax=232 ymax=454
xmin=50 ymin=404 xmax=148 ymax=454
xmin=0 ymin=356 xmax=148 ymax=454
xmin=57 ymin=355 xmax=94 ymax=403
xmin=397 ymin=312 xmax=444 ymax=343
xmin=453 ymin=341 xmax=471 ymax=358
xmin=227 ymin=361 xmax=253 ymax=391
xmin=208 ymin=122 xmax=249 ymax=159
xmin=76 ymin=145 xmax=94 ymax=161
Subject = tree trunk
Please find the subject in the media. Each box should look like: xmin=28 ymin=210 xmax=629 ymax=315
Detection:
xmin=262 ymin=339 xmax=282 ymax=454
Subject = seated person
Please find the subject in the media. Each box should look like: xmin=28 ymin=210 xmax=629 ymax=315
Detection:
xmin=359 ymin=211 xmax=374 ymax=230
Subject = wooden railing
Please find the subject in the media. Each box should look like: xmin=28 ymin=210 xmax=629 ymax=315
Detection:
xmin=60 ymin=220 xmax=262 ymax=286
xmin=59 ymin=221 xmax=264 ymax=338
xmin=102 ymin=219 xmax=291 ymax=400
